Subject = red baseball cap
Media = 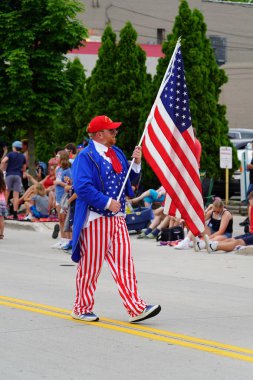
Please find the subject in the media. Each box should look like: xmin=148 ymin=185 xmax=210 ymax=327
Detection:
xmin=87 ymin=115 xmax=122 ymax=133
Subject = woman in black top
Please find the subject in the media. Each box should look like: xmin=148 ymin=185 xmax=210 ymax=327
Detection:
xmin=205 ymin=198 xmax=233 ymax=240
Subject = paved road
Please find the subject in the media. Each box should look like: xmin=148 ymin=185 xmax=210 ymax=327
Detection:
xmin=1 ymin=216 xmax=253 ymax=379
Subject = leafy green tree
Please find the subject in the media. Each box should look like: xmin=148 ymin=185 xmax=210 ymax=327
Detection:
xmin=0 ymin=0 xmax=87 ymax=172
xmin=109 ymin=22 xmax=151 ymax=157
xmin=151 ymin=0 xmax=239 ymax=179
xmin=54 ymin=58 xmax=87 ymax=146
xmin=84 ymin=24 xmax=117 ymax=126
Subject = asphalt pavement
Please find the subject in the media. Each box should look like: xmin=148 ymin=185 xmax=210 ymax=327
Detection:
xmin=1 ymin=215 xmax=253 ymax=379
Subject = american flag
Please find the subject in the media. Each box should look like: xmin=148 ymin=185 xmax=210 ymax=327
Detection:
xmin=142 ymin=42 xmax=205 ymax=236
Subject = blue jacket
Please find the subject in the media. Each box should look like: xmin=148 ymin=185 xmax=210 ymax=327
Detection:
xmin=71 ymin=140 xmax=138 ymax=263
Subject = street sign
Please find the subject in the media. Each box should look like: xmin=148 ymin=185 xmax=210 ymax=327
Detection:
xmin=220 ymin=146 xmax=232 ymax=169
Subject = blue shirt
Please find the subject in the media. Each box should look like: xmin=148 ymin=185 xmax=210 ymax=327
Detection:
xmin=6 ymin=152 xmax=26 ymax=177
xmin=55 ymin=167 xmax=72 ymax=203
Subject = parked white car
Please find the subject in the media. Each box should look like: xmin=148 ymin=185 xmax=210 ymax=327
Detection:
xmin=228 ymin=128 xmax=253 ymax=148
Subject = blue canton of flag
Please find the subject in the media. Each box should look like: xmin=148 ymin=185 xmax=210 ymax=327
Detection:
xmin=161 ymin=47 xmax=192 ymax=133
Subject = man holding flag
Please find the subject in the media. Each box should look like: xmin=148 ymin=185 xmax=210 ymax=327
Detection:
xmin=70 ymin=115 xmax=161 ymax=323
xmin=70 ymin=39 xmax=203 ymax=323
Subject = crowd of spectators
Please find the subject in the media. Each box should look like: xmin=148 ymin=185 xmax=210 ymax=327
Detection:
xmin=0 ymin=138 xmax=87 ymax=249
xmin=1 ymin=134 xmax=251 ymax=255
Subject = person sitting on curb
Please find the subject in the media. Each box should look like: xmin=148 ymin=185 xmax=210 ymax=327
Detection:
xmin=203 ymin=191 xmax=253 ymax=253
xmin=19 ymin=165 xmax=56 ymax=212
xmin=129 ymin=186 xmax=165 ymax=208
xmin=175 ymin=198 xmax=233 ymax=250
xmin=24 ymin=183 xmax=49 ymax=221
xmin=138 ymin=206 xmax=180 ymax=239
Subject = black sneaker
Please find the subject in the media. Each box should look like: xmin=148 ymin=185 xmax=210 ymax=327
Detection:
xmin=52 ymin=223 xmax=60 ymax=239
xmin=129 ymin=305 xmax=161 ymax=323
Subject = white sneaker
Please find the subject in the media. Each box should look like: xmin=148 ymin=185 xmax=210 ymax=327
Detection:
xmin=71 ymin=311 xmax=99 ymax=322
xmin=234 ymin=245 xmax=253 ymax=255
xmin=51 ymin=240 xmax=65 ymax=249
xmin=204 ymin=235 xmax=218 ymax=253
xmin=193 ymin=236 xmax=206 ymax=252
xmin=234 ymin=245 xmax=244 ymax=251
xmin=24 ymin=214 xmax=32 ymax=221
xmin=60 ymin=239 xmax=70 ymax=249
xmin=174 ymin=238 xmax=190 ymax=250
xmin=129 ymin=305 xmax=161 ymax=323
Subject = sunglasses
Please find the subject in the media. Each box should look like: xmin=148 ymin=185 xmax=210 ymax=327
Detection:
xmin=99 ymin=129 xmax=118 ymax=135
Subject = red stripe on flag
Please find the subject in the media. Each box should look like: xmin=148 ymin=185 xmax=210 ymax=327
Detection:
xmin=154 ymin=107 xmax=202 ymax=193
xmin=167 ymin=197 xmax=177 ymax=217
xmin=142 ymin=139 xmax=202 ymax=236
xmin=146 ymin=122 xmax=204 ymax=224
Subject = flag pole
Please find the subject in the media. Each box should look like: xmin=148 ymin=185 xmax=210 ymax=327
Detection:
xmin=117 ymin=38 xmax=181 ymax=202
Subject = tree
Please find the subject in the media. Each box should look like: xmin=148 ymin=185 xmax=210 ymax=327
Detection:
xmin=84 ymin=24 xmax=117 ymax=125
xmin=109 ymin=22 xmax=151 ymax=156
xmin=54 ymin=58 xmax=87 ymax=147
xmin=0 ymin=0 xmax=87 ymax=172
xmin=152 ymin=0 xmax=239 ymax=179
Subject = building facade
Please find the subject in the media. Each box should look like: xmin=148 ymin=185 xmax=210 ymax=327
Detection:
xmin=72 ymin=0 xmax=253 ymax=130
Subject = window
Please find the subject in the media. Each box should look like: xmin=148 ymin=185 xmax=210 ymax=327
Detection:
xmin=240 ymin=131 xmax=253 ymax=139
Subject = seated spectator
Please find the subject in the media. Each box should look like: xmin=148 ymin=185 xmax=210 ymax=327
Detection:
xmin=204 ymin=233 xmax=253 ymax=253
xmin=175 ymin=198 xmax=233 ymax=250
xmin=130 ymin=186 xmax=165 ymax=208
xmin=138 ymin=206 xmax=180 ymax=239
xmin=24 ymin=183 xmax=49 ymax=221
xmin=204 ymin=191 xmax=253 ymax=253
xmin=18 ymin=165 xmax=56 ymax=211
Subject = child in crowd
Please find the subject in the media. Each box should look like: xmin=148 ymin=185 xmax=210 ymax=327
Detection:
xmin=0 ymin=169 xmax=7 ymax=239
xmin=20 ymin=164 xmax=56 ymax=212
xmin=51 ymin=150 xmax=72 ymax=249
xmin=129 ymin=186 xmax=165 ymax=208
xmin=24 ymin=183 xmax=49 ymax=221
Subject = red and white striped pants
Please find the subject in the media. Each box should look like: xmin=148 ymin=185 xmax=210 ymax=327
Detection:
xmin=73 ymin=216 xmax=146 ymax=317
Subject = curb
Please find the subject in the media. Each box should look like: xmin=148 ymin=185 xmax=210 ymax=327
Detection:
xmin=5 ymin=220 xmax=57 ymax=232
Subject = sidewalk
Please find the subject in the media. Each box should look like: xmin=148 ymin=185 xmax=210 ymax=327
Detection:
xmin=5 ymin=214 xmax=246 ymax=236
xmin=5 ymin=218 xmax=57 ymax=233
